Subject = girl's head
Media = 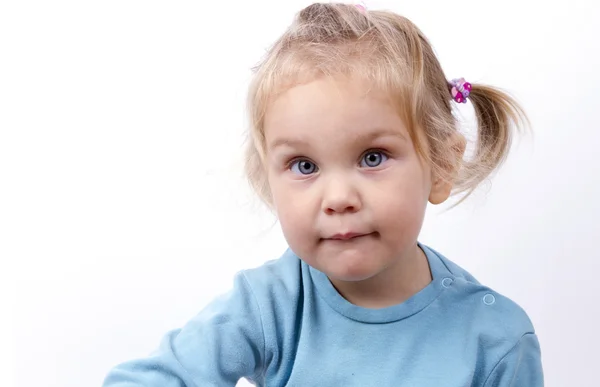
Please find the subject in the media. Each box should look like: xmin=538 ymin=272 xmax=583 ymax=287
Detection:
xmin=244 ymin=3 xmax=526 ymax=282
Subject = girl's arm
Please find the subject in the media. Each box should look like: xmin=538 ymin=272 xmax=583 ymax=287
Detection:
xmin=101 ymin=272 xmax=266 ymax=387
xmin=483 ymin=333 xmax=544 ymax=387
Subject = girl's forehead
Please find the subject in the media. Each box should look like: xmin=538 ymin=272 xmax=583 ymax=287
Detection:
xmin=263 ymin=79 xmax=410 ymax=151
xmin=265 ymin=78 xmax=403 ymax=130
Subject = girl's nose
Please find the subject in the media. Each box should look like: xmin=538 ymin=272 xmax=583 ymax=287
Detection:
xmin=321 ymin=176 xmax=362 ymax=215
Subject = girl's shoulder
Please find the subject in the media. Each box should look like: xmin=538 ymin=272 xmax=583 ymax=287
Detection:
xmin=426 ymin=244 xmax=537 ymax=344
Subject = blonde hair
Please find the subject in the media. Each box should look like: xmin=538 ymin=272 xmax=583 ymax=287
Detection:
xmin=244 ymin=2 xmax=528 ymax=207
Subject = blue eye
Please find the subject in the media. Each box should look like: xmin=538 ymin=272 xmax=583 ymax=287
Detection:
xmin=360 ymin=151 xmax=388 ymax=168
xmin=290 ymin=159 xmax=318 ymax=175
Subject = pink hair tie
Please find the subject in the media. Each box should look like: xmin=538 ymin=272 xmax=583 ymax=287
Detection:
xmin=449 ymin=78 xmax=472 ymax=103
xmin=355 ymin=1 xmax=367 ymax=12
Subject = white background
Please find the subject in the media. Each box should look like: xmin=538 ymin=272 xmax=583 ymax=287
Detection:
xmin=3 ymin=1 xmax=599 ymax=386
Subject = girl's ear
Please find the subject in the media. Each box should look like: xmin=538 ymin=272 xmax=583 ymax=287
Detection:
xmin=429 ymin=132 xmax=466 ymax=205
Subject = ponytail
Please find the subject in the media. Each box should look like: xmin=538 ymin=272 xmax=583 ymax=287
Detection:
xmin=454 ymin=84 xmax=529 ymax=196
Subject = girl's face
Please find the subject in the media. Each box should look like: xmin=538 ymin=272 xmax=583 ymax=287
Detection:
xmin=263 ymin=78 xmax=450 ymax=292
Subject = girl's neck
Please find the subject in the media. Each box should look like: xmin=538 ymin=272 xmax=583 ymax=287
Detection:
xmin=329 ymin=244 xmax=433 ymax=309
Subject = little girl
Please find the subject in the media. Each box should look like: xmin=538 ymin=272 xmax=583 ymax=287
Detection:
xmin=102 ymin=3 xmax=543 ymax=386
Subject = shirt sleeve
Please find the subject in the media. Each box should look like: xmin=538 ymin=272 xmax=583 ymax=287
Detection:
xmin=101 ymin=272 xmax=266 ymax=387
xmin=483 ymin=333 xmax=544 ymax=387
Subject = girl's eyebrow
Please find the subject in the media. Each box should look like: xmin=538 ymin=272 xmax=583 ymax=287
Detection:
xmin=268 ymin=137 xmax=309 ymax=151
xmin=268 ymin=127 xmax=407 ymax=151
xmin=347 ymin=127 xmax=408 ymax=143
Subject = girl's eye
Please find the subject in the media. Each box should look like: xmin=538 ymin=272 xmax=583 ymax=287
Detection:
xmin=360 ymin=151 xmax=388 ymax=168
xmin=290 ymin=159 xmax=318 ymax=175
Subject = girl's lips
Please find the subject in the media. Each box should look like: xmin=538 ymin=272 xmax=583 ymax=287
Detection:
xmin=327 ymin=232 xmax=369 ymax=240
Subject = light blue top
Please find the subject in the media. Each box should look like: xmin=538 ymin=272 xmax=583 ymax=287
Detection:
xmin=102 ymin=244 xmax=543 ymax=386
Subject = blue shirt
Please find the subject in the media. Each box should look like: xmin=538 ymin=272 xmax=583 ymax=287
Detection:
xmin=102 ymin=244 xmax=543 ymax=386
